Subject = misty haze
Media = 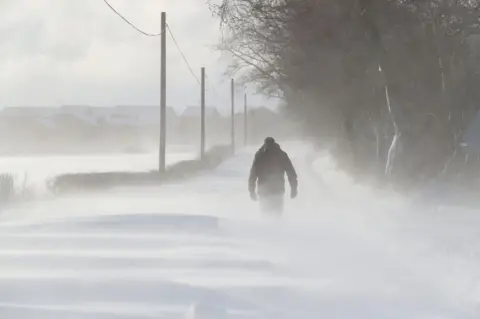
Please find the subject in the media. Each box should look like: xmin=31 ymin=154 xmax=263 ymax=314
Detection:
xmin=0 ymin=1 xmax=479 ymax=319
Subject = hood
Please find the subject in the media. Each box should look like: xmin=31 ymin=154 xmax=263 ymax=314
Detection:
xmin=260 ymin=141 xmax=280 ymax=152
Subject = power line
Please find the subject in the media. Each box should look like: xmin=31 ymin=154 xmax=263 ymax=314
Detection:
xmin=103 ymin=0 xmax=204 ymax=88
xmin=103 ymin=0 xmax=162 ymax=37
xmin=102 ymin=1 xmax=201 ymax=86
xmin=167 ymin=24 xmax=201 ymax=85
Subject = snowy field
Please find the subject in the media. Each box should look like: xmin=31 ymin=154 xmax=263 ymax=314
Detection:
xmin=0 ymin=142 xmax=479 ymax=318
xmin=0 ymin=149 xmax=197 ymax=191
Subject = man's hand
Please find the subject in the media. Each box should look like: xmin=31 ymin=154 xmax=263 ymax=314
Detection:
xmin=291 ymin=188 xmax=298 ymax=199
xmin=250 ymin=191 xmax=257 ymax=201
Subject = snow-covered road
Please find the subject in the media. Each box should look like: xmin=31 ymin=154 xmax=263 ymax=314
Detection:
xmin=0 ymin=143 xmax=479 ymax=318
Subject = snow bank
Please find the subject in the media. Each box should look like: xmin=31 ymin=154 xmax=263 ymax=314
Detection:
xmin=0 ymin=143 xmax=479 ymax=318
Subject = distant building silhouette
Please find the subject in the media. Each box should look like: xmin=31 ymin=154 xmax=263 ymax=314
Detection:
xmin=0 ymin=105 xmax=179 ymax=129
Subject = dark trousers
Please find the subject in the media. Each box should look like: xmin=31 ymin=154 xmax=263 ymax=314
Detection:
xmin=258 ymin=193 xmax=284 ymax=214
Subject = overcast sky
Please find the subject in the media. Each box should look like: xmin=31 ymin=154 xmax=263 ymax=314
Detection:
xmin=0 ymin=0 xmax=273 ymax=114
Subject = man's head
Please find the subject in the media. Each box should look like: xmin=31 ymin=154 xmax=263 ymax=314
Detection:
xmin=264 ymin=137 xmax=275 ymax=145
xmin=263 ymin=137 xmax=279 ymax=150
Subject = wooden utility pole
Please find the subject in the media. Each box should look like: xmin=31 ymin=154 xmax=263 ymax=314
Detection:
xmin=244 ymin=93 xmax=247 ymax=146
xmin=159 ymin=12 xmax=167 ymax=173
xmin=231 ymin=78 xmax=235 ymax=153
xmin=200 ymin=67 xmax=206 ymax=159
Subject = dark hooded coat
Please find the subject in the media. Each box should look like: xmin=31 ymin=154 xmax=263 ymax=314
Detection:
xmin=248 ymin=141 xmax=298 ymax=195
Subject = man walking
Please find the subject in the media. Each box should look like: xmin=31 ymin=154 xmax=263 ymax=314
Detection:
xmin=248 ymin=137 xmax=298 ymax=213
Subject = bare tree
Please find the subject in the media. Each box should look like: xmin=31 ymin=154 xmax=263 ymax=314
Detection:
xmin=211 ymin=0 xmax=480 ymax=189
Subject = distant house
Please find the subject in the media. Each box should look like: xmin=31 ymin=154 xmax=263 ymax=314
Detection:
xmin=181 ymin=106 xmax=221 ymax=119
xmin=1 ymin=106 xmax=57 ymax=118
xmin=176 ymin=106 xmax=223 ymax=141
xmin=179 ymin=106 xmax=222 ymax=130
xmin=59 ymin=105 xmax=91 ymax=115
xmin=0 ymin=104 xmax=181 ymax=130
xmin=0 ymin=106 xmax=58 ymax=128
xmin=113 ymin=105 xmax=178 ymax=128
xmin=56 ymin=105 xmax=97 ymax=126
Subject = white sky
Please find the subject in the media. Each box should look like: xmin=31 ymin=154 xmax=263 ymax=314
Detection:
xmin=0 ymin=0 xmax=274 ymax=114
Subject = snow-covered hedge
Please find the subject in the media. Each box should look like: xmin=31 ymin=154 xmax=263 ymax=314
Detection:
xmin=49 ymin=145 xmax=233 ymax=194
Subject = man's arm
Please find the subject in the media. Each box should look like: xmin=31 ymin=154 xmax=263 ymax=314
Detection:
xmin=284 ymin=152 xmax=298 ymax=191
xmin=248 ymin=154 xmax=258 ymax=194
